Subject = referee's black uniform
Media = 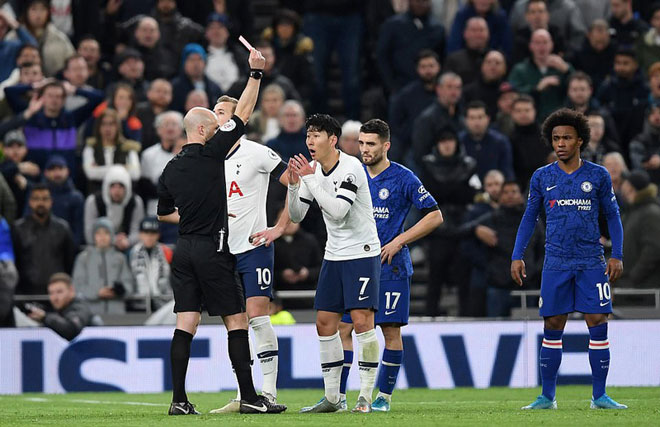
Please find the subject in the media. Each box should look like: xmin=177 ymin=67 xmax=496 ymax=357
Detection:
xmin=157 ymin=115 xmax=245 ymax=316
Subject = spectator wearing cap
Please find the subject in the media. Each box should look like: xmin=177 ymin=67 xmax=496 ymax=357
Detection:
xmin=170 ymin=43 xmax=222 ymax=113
xmin=597 ymin=47 xmax=649 ymax=149
xmin=463 ymin=50 xmax=507 ymax=119
xmin=630 ymin=104 xmax=660 ymax=186
xmin=261 ymin=9 xmax=314 ymax=101
xmin=135 ymin=79 xmax=173 ymax=151
xmin=41 ymin=155 xmax=84 ymax=248
xmin=568 ymin=19 xmax=617 ymax=91
xmin=376 ymin=0 xmax=445 ymax=94
xmin=129 ymin=16 xmax=177 ymax=80
xmin=388 ymin=49 xmax=441 ymax=163
xmin=609 ymin=0 xmax=649 ymax=47
xmin=636 ymin=4 xmax=660 ymax=76
xmin=13 ymin=183 xmax=75 ymax=295
xmin=511 ymin=0 xmax=566 ymax=65
xmin=73 ymin=216 xmax=134 ymax=315
xmin=445 ymin=17 xmax=490 ymax=86
xmin=0 ymin=78 xmax=104 ymax=175
xmin=112 ymin=48 xmax=149 ymax=102
xmin=128 ymin=216 xmax=173 ymax=312
xmin=448 ymin=0 xmax=512 ymax=57
xmin=204 ymin=13 xmax=247 ymax=93
xmin=618 ymin=170 xmax=660 ymax=288
xmin=84 ymin=165 xmax=144 ymax=250
xmin=0 ymin=130 xmax=38 ymax=216
xmin=0 ymin=9 xmax=37 ymax=81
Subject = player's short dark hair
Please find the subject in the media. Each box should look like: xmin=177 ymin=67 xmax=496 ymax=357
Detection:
xmin=615 ymin=46 xmax=637 ymax=61
xmin=416 ymin=49 xmax=440 ymax=65
xmin=48 ymin=272 xmax=73 ymax=287
xmin=465 ymin=100 xmax=488 ymax=116
xmin=541 ymin=108 xmax=590 ymax=150
xmin=360 ymin=119 xmax=390 ymax=142
xmin=568 ymin=71 xmax=593 ymax=88
xmin=306 ymin=114 xmax=342 ymax=139
xmin=512 ymin=94 xmax=535 ymax=108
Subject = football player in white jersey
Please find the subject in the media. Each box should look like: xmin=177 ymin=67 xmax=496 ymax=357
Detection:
xmin=287 ymin=114 xmax=381 ymax=413
xmin=210 ymin=96 xmax=291 ymax=413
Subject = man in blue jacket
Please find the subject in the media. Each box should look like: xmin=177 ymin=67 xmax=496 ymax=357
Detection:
xmin=0 ymin=10 xmax=37 ymax=81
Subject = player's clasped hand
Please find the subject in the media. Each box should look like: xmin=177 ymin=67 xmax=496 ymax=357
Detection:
xmin=511 ymin=259 xmax=527 ymax=286
xmin=291 ymin=154 xmax=315 ymax=176
xmin=606 ymin=258 xmax=623 ymax=283
xmin=381 ymin=238 xmax=403 ymax=265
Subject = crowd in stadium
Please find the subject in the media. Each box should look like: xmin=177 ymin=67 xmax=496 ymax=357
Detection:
xmin=0 ymin=0 xmax=659 ymax=331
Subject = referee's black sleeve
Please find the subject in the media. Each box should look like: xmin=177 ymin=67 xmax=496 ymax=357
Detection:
xmin=157 ymin=173 xmax=176 ymax=216
xmin=203 ymin=115 xmax=246 ymax=161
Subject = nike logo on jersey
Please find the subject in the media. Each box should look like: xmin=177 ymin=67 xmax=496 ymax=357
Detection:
xmin=600 ymin=301 xmax=610 ymax=306
xmin=242 ymin=403 xmax=267 ymax=412
xmin=546 ymin=185 xmax=557 ymax=191
xmin=260 ymin=285 xmax=269 ymax=290
xmin=358 ymin=296 xmax=369 ymax=301
xmin=385 ymin=310 xmax=396 ymax=315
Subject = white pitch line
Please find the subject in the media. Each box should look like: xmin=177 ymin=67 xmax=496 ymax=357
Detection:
xmin=24 ymin=397 xmax=167 ymax=407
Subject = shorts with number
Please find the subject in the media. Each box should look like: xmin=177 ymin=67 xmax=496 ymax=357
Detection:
xmin=315 ymin=256 xmax=380 ymax=313
xmin=342 ymin=278 xmax=410 ymax=325
xmin=539 ymin=268 xmax=612 ymax=316
xmin=236 ymin=243 xmax=274 ymax=299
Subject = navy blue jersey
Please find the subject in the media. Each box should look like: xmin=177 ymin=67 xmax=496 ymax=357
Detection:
xmin=512 ymin=161 xmax=623 ymax=270
xmin=367 ymin=162 xmax=438 ymax=280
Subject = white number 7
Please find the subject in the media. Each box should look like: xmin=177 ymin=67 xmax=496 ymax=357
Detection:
xmin=359 ymin=277 xmax=370 ymax=296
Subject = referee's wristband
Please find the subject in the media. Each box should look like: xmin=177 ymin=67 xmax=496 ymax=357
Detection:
xmin=249 ymin=69 xmax=263 ymax=80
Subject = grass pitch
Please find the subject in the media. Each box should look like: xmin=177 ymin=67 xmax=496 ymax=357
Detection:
xmin=1 ymin=386 xmax=658 ymax=426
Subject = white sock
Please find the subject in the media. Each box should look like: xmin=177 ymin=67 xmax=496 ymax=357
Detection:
xmin=233 ymin=336 xmax=254 ymax=401
xmin=356 ymin=329 xmax=379 ymax=403
xmin=319 ymin=331 xmax=344 ymax=404
xmin=250 ymin=315 xmax=279 ymax=397
xmin=376 ymin=391 xmax=392 ymax=402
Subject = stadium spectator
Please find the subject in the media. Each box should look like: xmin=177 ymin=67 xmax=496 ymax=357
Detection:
xmin=445 ymin=17 xmax=489 ymax=86
xmin=509 ymin=95 xmax=550 ymax=189
xmin=112 ymin=48 xmax=149 ymax=102
xmin=0 ymin=44 xmax=41 ymax=100
xmin=184 ymin=89 xmax=209 ymax=110
xmin=77 ymin=36 xmax=111 ymax=91
xmin=0 ymin=62 xmax=43 ymax=118
xmin=509 ymin=29 xmax=574 ymax=121
xmin=509 ymin=0 xmax=587 ymax=54
xmin=265 ymin=100 xmax=307 ymax=162
xmin=83 ymin=108 xmax=141 ymax=193
xmin=460 ymin=169 xmax=504 ymax=317
xmin=269 ymin=297 xmax=296 ymax=325
xmin=603 ymin=152 xmax=629 ymax=196
xmin=618 ymin=170 xmax=660 ymax=288
xmin=128 ymin=217 xmax=173 ymax=311
xmin=139 ymin=111 xmax=183 ymax=215
xmin=73 ymin=216 xmax=134 ymax=315
xmin=463 ymin=180 xmax=544 ymax=317
xmin=511 ymin=0 xmax=566 ymax=65
xmin=245 ymin=83 xmax=284 ymax=143
xmin=597 ymin=47 xmax=649 ymax=151
xmin=338 ymin=120 xmax=361 ymax=158
xmin=135 ymin=79 xmax=173 ymax=151
xmin=569 ymin=20 xmax=617 ymax=91
xmin=630 ymin=104 xmax=660 ymax=186
xmin=376 ymin=0 xmax=445 ymax=93
xmin=41 ymin=155 xmax=84 ymax=248
xmin=204 ymin=13 xmax=246 ymax=93
xmin=411 ymin=72 xmax=463 ymax=169
xmin=0 ymin=216 xmax=17 ymax=326
xmin=635 ymin=4 xmax=660 ymax=75
xmin=459 ymin=100 xmax=514 ymax=180
xmin=462 ymin=50 xmax=507 ymax=118
xmin=0 ymin=9 xmax=37 ymax=82
xmin=0 ymin=172 xmax=16 ymax=225
xmin=648 ymin=62 xmax=660 ymax=105
xmin=129 ymin=16 xmax=177 ymax=80
xmin=152 ymin=0 xmax=205 ymax=63
xmin=565 ymin=72 xmax=621 ymax=145
xmin=388 ymin=50 xmax=441 ymax=163
xmin=13 ymin=183 xmax=75 ymax=295
xmin=609 ymin=0 xmax=649 ymax=47
xmin=84 ymin=165 xmax=144 ymax=249
xmin=261 ymin=9 xmax=314 ymax=100
xmin=89 ymin=83 xmax=143 ymax=142
xmin=26 ymin=272 xmax=94 ymax=340
xmin=0 ymin=130 xmax=35 ymax=217
xmin=492 ymin=82 xmax=518 ymax=138
xmin=583 ymin=113 xmax=621 ymax=165
xmin=209 ymin=0 xmax=254 ymax=42
xmin=575 ymin=0 xmax=611 ymax=29
xmin=170 ymin=43 xmax=221 ymax=113
xmin=62 ymin=54 xmax=93 ymax=111
xmin=448 ymin=0 xmax=512 ymax=57
xmin=273 ymin=207 xmax=322 ymax=292
xmin=0 ymin=79 xmax=104 ymax=175
xmin=421 ymin=130 xmax=480 ymax=316
xmin=20 ymin=0 xmax=75 ymax=77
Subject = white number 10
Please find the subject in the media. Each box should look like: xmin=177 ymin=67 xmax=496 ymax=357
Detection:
xmin=596 ymin=282 xmax=611 ymax=301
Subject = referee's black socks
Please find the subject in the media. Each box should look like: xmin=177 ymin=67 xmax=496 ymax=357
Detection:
xmin=228 ymin=329 xmax=259 ymax=403
xmin=171 ymin=329 xmax=193 ymax=403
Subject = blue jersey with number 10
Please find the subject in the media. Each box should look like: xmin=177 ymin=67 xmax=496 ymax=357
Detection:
xmin=366 ymin=162 xmax=438 ymax=280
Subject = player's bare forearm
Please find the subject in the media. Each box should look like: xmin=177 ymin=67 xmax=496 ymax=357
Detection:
xmin=397 ymin=209 xmax=443 ymax=246
xmin=157 ymin=210 xmax=180 ymax=224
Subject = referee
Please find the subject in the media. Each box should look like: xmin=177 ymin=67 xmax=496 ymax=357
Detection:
xmin=157 ymin=49 xmax=286 ymax=415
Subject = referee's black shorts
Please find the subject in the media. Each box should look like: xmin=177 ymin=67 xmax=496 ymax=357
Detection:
xmin=170 ymin=235 xmax=245 ymax=316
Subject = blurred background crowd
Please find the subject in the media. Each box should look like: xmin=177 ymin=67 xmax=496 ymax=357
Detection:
xmin=1 ymin=0 xmax=659 ymax=336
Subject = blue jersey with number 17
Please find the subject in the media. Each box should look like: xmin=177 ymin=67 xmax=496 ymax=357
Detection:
xmin=366 ymin=162 xmax=438 ymax=280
